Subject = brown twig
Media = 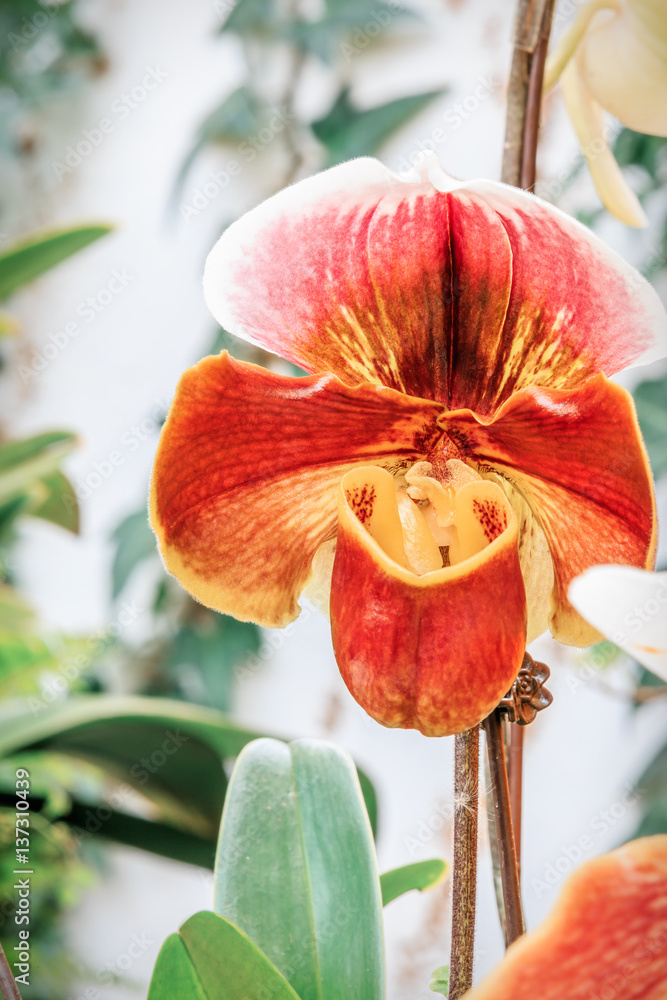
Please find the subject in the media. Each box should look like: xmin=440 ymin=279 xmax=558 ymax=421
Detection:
xmin=0 ymin=943 xmax=22 ymax=1000
xmin=508 ymin=725 xmax=524 ymax=874
xmin=483 ymin=711 xmax=525 ymax=946
xmin=449 ymin=726 xmax=480 ymax=999
xmin=502 ymin=0 xmax=555 ymax=187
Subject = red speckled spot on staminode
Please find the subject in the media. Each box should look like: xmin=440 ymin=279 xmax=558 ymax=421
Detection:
xmin=472 ymin=497 xmax=508 ymax=542
xmin=464 ymin=835 xmax=667 ymax=1000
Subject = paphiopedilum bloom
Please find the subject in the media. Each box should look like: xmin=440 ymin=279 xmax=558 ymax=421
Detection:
xmin=545 ymin=0 xmax=667 ymax=227
xmin=151 ymin=156 xmax=666 ymax=737
xmin=465 ymin=835 xmax=667 ymax=999
xmin=570 ymin=566 xmax=667 ymax=678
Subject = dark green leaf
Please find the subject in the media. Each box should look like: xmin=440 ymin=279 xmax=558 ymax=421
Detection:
xmin=0 ymin=225 xmax=112 ymax=302
xmin=148 ymin=911 xmax=301 ymax=1000
xmin=633 ymin=376 xmax=667 ymax=479
xmin=0 ymin=696 xmax=267 ymax=835
xmin=312 ymin=88 xmax=443 ymax=166
xmin=214 ymin=738 xmax=384 ymax=1000
xmin=380 ymin=858 xmax=447 ymax=905
xmin=111 ymin=508 xmax=157 ymax=597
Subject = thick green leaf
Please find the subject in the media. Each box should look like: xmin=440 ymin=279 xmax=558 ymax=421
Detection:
xmin=312 ymin=88 xmax=443 ymax=166
xmin=633 ymin=376 xmax=667 ymax=479
xmin=214 ymin=738 xmax=384 ymax=1000
xmin=148 ymin=911 xmax=301 ymax=1000
xmin=0 ymin=432 xmax=77 ymax=505
xmin=111 ymin=507 xmax=157 ymax=597
xmin=0 ymin=224 xmax=112 ymax=301
xmin=148 ymin=933 xmax=208 ymax=1000
xmin=380 ymin=858 xmax=447 ymax=906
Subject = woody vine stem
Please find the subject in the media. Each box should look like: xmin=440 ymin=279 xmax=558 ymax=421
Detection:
xmin=447 ymin=2 xmax=555 ymax=997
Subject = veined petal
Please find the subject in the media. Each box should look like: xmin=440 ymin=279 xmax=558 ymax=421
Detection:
xmin=465 ymin=836 xmax=667 ymax=1000
xmin=203 ymin=157 xmax=667 ymax=415
xmin=560 ymin=59 xmax=648 ymax=228
xmin=150 ymin=353 xmax=444 ymax=628
xmin=578 ymin=0 xmax=667 ymax=137
xmin=441 ymin=375 xmax=656 ymax=646
xmin=569 ymin=566 xmax=667 ymax=679
xmin=330 ymin=466 xmax=526 ymax=737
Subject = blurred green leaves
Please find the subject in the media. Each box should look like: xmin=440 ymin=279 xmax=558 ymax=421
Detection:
xmin=0 ymin=223 xmax=112 ymax=302
xmin=312 ymin=88 xmax=443 ymax=167
xmin=634 ymin=376 xmax=667 ymax=480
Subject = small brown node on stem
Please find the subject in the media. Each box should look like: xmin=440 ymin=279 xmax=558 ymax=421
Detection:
xmin=498 ymin=652 xmax=552 ymax=725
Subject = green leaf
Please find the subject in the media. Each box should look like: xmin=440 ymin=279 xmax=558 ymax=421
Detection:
xmin=214 ymin=738 xmax=384 ymax=1000
xmin=165 ymin=613 xmax=261 ymax=713
xmin=0 ymin=432 xmax=77 ymax=506
xmin=0 ymin=696 xmax=267 ymax=836
xmin=0 ymin=224 xmax=112 ymax=302
xmin=312 ymin=88 xmax=443 ymax=166
xmin=430 ymin=965 xmax=449 ymax=996
xmin=633 ymin=375 xmax=667 ymax=479
xmin=111 ymin=507 xmax=157 ymax=597
xmin=380 ymin=858 xmax=447 ymax=906
xmin=148 ymin=911 xmax=301 ymax=1000
xmin=30 ymin=471 xmax=79 ymax=534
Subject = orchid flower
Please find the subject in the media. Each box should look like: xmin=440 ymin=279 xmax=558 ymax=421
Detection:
xmin=544 ymin=0 xmax=667 ymax=227
xmin=464 ymin=835 xmax=667 ymax=999
xmin=151 ymin=155 xmax=666 ymax=737
xmin=569 ymin=566 xmax=667 ymax=679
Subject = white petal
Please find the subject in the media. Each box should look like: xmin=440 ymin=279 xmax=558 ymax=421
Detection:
xmin=569 ymin=565 xmax=667 ymax=680
xmin=579 ymin=0 xmax=667 ymax=137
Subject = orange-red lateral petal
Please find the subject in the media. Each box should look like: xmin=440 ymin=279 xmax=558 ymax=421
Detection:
xmin=465 ymin=835 xmax=667 ymax=1000
xmin=330 ymin=467 xmax=526 ymax=737
xmin=441 ymin=375 xmax=656 ymax=646
xmin=150 ymin=353 xmax=444 ymax=627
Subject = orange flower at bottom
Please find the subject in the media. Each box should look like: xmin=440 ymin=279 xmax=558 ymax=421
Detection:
xmin=466 ymin=836 xmax=667 ymax=1000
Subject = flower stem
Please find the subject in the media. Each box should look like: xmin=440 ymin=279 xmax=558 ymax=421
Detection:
xmin=509 ymin=724 xmax=524 ymax=873
xmin=0 ymin=942 xmax=22 ymax=1000
xmin=448 ymin=725 xmax=480 ymax=1000
xmin=502 ymin=0 xmax=555 ymax=188
xmin=483 ymin=710 xmax=525 ymax=946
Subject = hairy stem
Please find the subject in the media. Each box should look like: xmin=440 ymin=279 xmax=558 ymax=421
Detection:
xmin=449 ymin=726 xmax=480 ymax=999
